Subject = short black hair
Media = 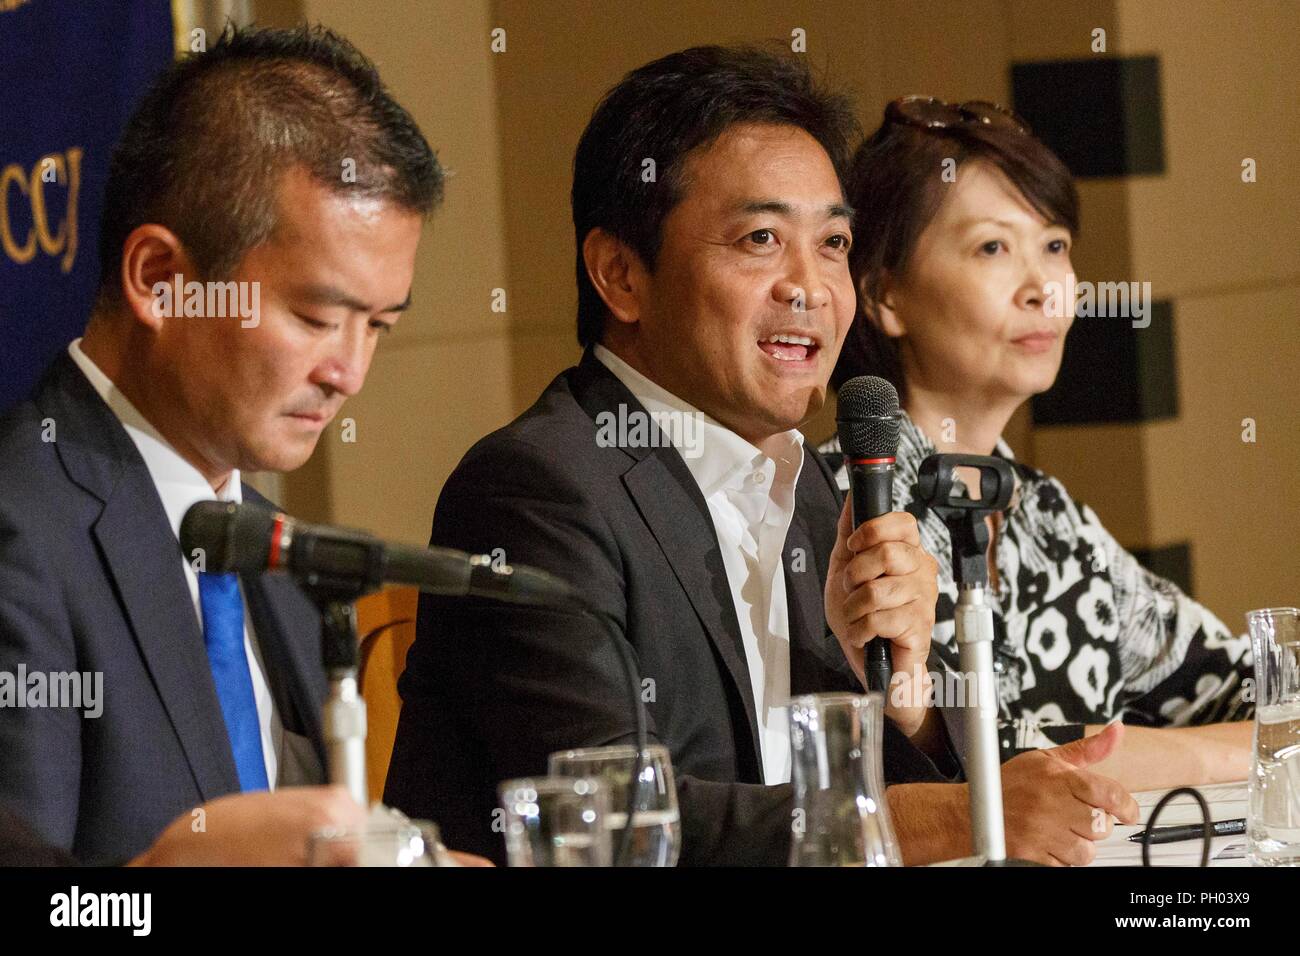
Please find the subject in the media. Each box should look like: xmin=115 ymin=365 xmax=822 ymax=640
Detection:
xmin=97 ymin=23 xmax=443 ymax=303
xmin=832 ymin=107 xmax=1078 ymax=396
xmin=571 ymin=44 xmax=860 ymax=348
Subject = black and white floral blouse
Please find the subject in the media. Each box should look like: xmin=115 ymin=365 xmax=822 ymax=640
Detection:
xmin=821 ymin=411 xmax=1254 ymax=758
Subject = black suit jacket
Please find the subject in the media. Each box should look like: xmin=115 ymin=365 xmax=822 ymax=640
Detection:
xmin=0 ymin=353 xmax=328 ymax=864
xmin=385 ymin=351 xmax=954 ymax=865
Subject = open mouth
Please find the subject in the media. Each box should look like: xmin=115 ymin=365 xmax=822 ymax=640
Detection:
xmin=757 ymin=332 xmax=820 ymax=364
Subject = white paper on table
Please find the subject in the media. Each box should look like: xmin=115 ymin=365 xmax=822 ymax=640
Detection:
xmin=1088 ymin=781 xmax=1249 ymax=867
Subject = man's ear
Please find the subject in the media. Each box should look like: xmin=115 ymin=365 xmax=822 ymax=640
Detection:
xmin=858 ymin=271 xmax=906 ymax=339
xmin=119 ymin=224 xmax=194 ymax=332
xmin=582 ymin=228 xmax=647 ymax=328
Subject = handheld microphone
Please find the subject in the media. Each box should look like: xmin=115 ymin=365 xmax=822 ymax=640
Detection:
xmin=179 ymin=499 xmax=576 ymax=607
xmin=835 ymin=375 xmax=902 ymax=694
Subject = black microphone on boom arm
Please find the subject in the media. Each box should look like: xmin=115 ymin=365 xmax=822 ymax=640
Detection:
xmin=179 ymin=499 xmax=648 ymax=865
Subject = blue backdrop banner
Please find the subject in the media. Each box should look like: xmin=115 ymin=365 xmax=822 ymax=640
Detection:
xmin=0 ymin=0 xmax=173 ymax=412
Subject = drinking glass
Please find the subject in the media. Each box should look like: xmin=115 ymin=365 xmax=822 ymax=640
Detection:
xmin=548 ymin=744 xmax=680 ymax=866
xmin=308 ymin=808 xmax=446 ymax=867
xmin=1246 ymin=607 xmax=1300 ymax=866
xmin=498 ymin=776 xmax=611 ymax=866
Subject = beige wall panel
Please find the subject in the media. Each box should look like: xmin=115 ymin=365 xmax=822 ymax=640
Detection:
xmin=801 ymin=393 xmax=839 ymax=448
xmin=1143 ymin=287 xmax=1300 ymax=627
xmin=1006 ymin=0 xmax=1119 ymax=61
xmin=281 ymin=0 xmax=517 ymax=532
xmin=320 ymin=333 xmax=517 ymax=546
xmin=1031 ymin=423 xmax=1153 ymax=546
xmin=300 ymin=0 xmax=514 ymax=346
xmin=1071 ymin=178 xmax=1133 ymax=286
xmin=1117 ymin=0 xmax=1300 ymax=296
xmin=508 ymin=326 xmax=582 ymax=414
xmin=251 ymin=0 xmax=301 ymax=27
xmin=866 ymin=0 xmax=1009 ymax=106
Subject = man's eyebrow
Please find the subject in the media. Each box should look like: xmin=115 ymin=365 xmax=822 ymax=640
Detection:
xmin=732 ymin=200 xmax=855 ymax=220
xmin=296 ymin=284 xmax=413 ymax=313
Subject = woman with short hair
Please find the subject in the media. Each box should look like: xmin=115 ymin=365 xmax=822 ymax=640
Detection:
xmin=823 ymin=97 xmax=1252 ymax=790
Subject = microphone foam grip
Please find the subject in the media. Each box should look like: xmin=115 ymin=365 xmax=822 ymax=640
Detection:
xmin=179 ymin=500 xmax=276 ymax=575
xmin=836 ymin=375 xmax=901 ymax=459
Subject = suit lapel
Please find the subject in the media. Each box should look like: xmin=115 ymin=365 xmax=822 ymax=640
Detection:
xmin=571 ymin=352 xmax=763 ymax=773
xmin=93 ymin=491 xmax=241 ymax=797
xmin=622 ymin=454 xmax=762 ymax=769
xmin=786 ymin=460 xmax=858 ymax=695
xmin=37 ymin=356 xmax=241 ymax=798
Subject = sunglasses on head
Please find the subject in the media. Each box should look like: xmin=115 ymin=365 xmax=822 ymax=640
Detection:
xmin=886 ymin=95 xmax=1031 ymax=135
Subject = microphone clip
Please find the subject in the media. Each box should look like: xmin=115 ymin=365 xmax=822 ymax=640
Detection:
xmin=915 ymin=454 xmax=1016 ymax=589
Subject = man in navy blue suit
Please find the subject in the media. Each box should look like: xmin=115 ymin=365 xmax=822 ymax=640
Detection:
xmin=0 ymin=25 xmax=443 ymax=864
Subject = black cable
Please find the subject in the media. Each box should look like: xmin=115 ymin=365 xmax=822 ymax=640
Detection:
xmin=571 ymin=601 xmax=648 ymax=868
xmin=1140 ymin=786 xmax=1212 ymax=867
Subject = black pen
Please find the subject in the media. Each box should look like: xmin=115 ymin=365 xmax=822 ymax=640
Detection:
xmin=1128 ymin=818 xmax=1247 ymax=844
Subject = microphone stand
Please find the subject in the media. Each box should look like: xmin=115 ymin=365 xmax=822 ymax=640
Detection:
xmin=294 ymin=549 xmax=647 ymax=863
xmin=918 ymin=454 xmax=1038 ymax=867
xmin=944 ymin=509 xmax=1010 ymax=864
xmin=318 ymin=598 xmax=369 ymax=807
xmin=291 ymin=580 xmax=372 ymax=808
xmin=283 ymin=522 xmax=388 ymax=809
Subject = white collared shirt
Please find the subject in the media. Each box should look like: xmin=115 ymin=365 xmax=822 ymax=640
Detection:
xmin=594 ymin=344 xmax=804 ymax=784
xmin=68 ymin=339 xmax=281 ymax=787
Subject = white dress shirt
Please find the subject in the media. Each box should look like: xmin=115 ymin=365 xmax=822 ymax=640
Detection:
xmin=68 ymin=339 xmax=281 ymax=787
xmin=594 ymin=345 xmax=804 ymax=784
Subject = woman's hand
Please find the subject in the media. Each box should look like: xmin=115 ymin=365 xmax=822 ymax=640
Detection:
xmin=1079 ymin=721 xmax=1253 ymax=792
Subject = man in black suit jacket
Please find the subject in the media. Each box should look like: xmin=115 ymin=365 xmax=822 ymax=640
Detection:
xmin=385 ymin=46 xmax=958 ymax=866
xmin=386 ymin=352 xmax=955 ymax=865
xmin=0 ymin=25 xmax=442 ymax=863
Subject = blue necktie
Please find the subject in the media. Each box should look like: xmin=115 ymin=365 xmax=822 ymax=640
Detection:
xmin=197 ymin=572 xmax=269 ymax=791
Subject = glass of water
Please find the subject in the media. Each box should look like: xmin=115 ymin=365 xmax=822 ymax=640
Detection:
xmin=308 ymin=805 xmax=447 ymax=867
xmin=1245 ymin=607 xmax=1300 ymax=866
xmin=498 ymin=776 xmax=611 ymax=866
xmin=548 ymin=744 xmax=681 ymax=867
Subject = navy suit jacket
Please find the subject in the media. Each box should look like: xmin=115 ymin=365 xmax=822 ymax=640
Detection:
xmin=0 ymin=802 xmax=77 ymax=866
xmin=0 ymin=353 xmax=328 ymax=863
